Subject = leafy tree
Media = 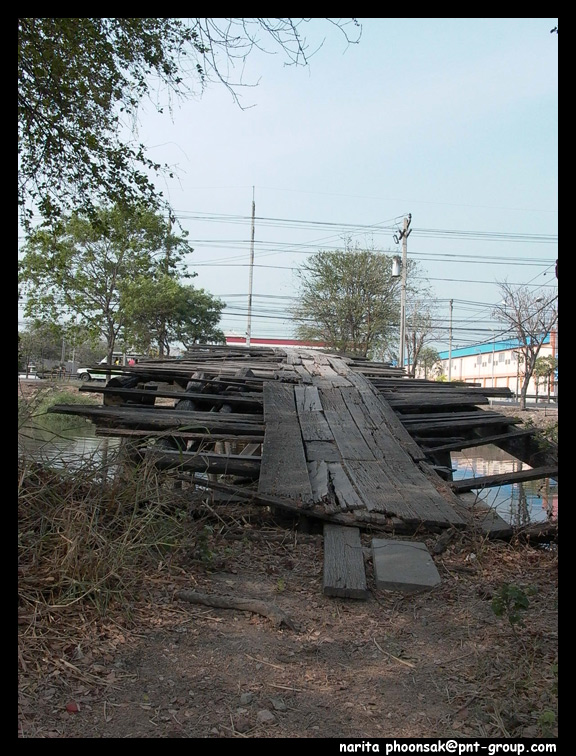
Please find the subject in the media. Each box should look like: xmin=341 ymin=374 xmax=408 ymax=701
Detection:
xmin=292 ymin=247 xmax=402 ymax=358
xmin=493 ymin=283 xmax=558 ymax=410
xmin=124 ymin=275 xmax=226 ymax=356
xmin=18 ymin=18 xmax=360 ymax=229
xmin=170 ymin=286 xmax=226 ymax=350
xmin=18 ymin=204 xmax=192 ymax=365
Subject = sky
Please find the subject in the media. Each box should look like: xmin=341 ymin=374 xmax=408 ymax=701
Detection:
xmin=21 ymin=18 xmax=559 ymax=353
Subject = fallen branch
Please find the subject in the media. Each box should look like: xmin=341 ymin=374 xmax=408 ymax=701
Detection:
xmin=174 ymin=589 xmax=297 ymax=630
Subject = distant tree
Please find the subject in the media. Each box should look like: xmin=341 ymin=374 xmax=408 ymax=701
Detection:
xmin=18 ymin=18 xmax=360 ymax=229
xmin=18 ymin=324 xmax=62 ymax=372
xmin=493 ymin=283 xmax=558 ymax=410
xmin=533 ymin=355 xmax=558 ymax=401
xmin=292 ymin=247 xmax=402 ymax=358
xmin=405 ymin=292 xmax=441 ymax=378
xmin=18 ymin=204 xmax=192 ymax=365
xmin=416 ymin=346 xmax=442 ymax=380
xmin=125 ymin=275 xmax=226 ymax=356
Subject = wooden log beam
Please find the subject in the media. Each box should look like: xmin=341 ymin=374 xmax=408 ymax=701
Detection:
xmin=386 ymin=393 xmax=490 ymax=409
xmin=449 ymin=465 xmax=558 ymax=493
xmin=401 ymin=416 xmax=522 ymax=433
xmin=95 ymin=427 xmax=264 ymax=443
xmin=143 ymin=449 xmax=261 ymax=478
xmin=47 ymin=404 xmax=264 ymax=433
xmin=420 ymin=429 xmax=535 ymax=454
xmin=80 ymin=385 xmax=263 ymax=409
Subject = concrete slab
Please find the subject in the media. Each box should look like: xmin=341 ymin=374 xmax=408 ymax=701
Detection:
xmin=371 ymin=538 xmax=441 ymax=593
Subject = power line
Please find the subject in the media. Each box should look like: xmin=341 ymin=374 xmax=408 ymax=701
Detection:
xmin=173 ymin=210 xmax=557 ymax=244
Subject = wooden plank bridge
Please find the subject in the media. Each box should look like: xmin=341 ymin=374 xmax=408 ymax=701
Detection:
xmin=48 ymin=345 xmax=557 ymax=542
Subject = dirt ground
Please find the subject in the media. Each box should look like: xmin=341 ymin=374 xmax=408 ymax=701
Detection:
xmin=18 ymin=381 xmax=558 ymax=740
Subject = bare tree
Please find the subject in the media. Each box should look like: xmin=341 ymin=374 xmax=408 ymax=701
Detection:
xmin=493 ymin=282 xmax=558 ymax=409
xmin=405 ymin=292 xmax=441 ymax=378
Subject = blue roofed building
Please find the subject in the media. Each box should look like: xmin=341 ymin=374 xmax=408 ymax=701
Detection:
xmin=432 ymin=331 xmax=557 ymax=400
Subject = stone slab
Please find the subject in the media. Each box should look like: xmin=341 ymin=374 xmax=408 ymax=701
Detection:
xmin=371 ymin=538 xmax=441 ymax=593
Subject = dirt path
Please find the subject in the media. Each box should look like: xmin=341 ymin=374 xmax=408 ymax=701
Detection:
xmin=18 ymin=517 xmax=558 ymax=739
xmin=18 ymin=381 xmax=558 ymax=739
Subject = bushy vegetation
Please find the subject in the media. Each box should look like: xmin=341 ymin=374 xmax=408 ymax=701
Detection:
xmin=18 ymin=388 xmax=195 ymax=614
xmin=18 ymin=448 xmax=192 ymax=616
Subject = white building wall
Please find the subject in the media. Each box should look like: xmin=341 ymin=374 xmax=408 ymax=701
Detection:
xmin=417 ymin=337 xmax=557 ymax=399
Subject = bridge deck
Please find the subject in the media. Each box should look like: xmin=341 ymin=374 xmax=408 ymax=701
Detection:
xmin=48 ymin=345 xmax=557 ymax=538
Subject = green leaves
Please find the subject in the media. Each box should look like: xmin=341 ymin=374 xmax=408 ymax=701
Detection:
xmin=491 ymin=583 xmax=537 ymax=629
xmin=19 ymin=204 xmax=197 ymax=356
xmin=293 ymin=247 xmax=401 ymax=357
xmin=18 ymin=18 xmax=361 ymax=229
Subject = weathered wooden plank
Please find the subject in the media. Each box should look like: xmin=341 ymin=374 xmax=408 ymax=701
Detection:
xmin=327 ymin=462 xmax=367 ymax=511
xmin=415 ymin=437 xmax=466 ymax=448
xmin=400 ymin=410 xmax=503 ymax=421
xmin=258 ymin=383 xmax=314 ymax=503
xmin=291 ymin=364 xmax=313 ymax=384
xmin=338 ymin=386 xmax=414 ymax=464
xmin=343 ymin=371 xmax=428 ymax=462
xmin=307 ymin=460 xmax=330 ymax=502
xmin=95 ymin=427 xmax=264 ymax=443
xmin=294 ymin=385 xmax=333 ymax=441
xmin=317 ymin=387 xmax=376 ymax=460
xmin=80 ymin=385 xmax=263 ymax=409
xmin=385 ymin=393 xmax=490 ymax=409
xmin=302 ymin=356 xmax=352 ymax=387
xmin=450 ymin=465 xmax=558 ymax=493
xmin=304 ymin=440 xmax=341 ymax=462
xmin=312 ymin=382 xmax=465 ymax=526
xmin=323 ymin=524 xmax=368 ymax=599
xmin=294 ymin=384 xmax=323 ymax=411
xmin=343 ymin=460 xmax=466 ymax=526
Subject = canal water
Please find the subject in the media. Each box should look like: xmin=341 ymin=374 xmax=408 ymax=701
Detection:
xmin=18 ymin=422 xmax=121 ymax=473
xmin=451 ymin=444 xmax=557 ymax=527
xmin=19 ymin=424 xmax=556 ymax=528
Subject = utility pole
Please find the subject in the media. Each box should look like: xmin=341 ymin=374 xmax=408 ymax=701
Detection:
xmin=158 ymin=214 xmax=174 ymax=357
xmin=448 ymin=299 xmax=453 ymax=381
xmin=396 ymin=214 xmax=412 ymax=370
xmin=246 ymin=187 xmax=255 ymax=347
xmin=491 ymin=330 xmax=496 ymax=387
